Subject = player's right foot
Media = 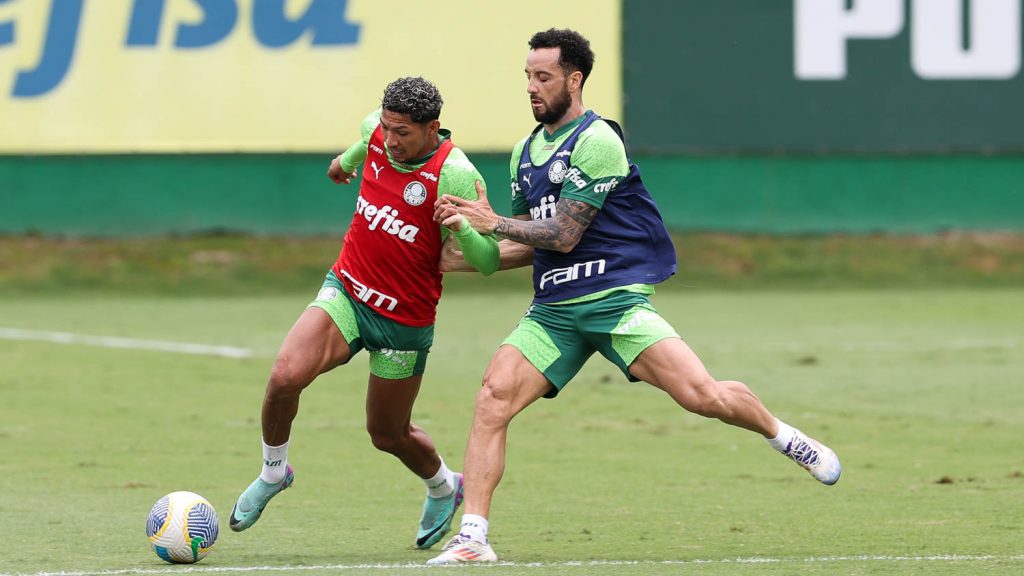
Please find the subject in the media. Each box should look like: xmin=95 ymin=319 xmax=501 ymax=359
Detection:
xmin=426 ymin=533 xmax=498 ymax=565
xmin=782 ymin=431 xmax=841 ymax=485
xmin=229 ymin=465 xmax=294 ymax=532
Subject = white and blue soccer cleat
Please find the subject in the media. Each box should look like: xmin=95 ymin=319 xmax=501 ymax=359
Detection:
xmin=415 ymin=472 xmax=464 ymax=549
xmin=426 ymin=532 xmax=498 ymax=564
xmin=229 ymin=465 xmax=294 ymax=532
xmin=782 ymin=431 xmax=841 ymax=485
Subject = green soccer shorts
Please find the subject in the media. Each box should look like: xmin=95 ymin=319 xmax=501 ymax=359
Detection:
xmin=306 ymin=270 xmax=433 ymax=379
xmin=502 ymin=291 xmax=680 ymax=398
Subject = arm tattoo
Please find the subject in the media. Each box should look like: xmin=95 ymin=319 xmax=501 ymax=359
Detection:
xmin=494 ymin=198 xmax=598 ymax=252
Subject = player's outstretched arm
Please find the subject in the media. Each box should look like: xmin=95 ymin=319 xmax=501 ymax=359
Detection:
xmin=436 ymin=183 xmax=531 ymax=272
xmin=444 ymin=220 xmax=499 ymax=275
xmin=435 ymin=178 xmax=498 ymax=275
xmin=494 ymin=198 xmax=596 ymax=253
xmin=495 ymin=235 xmax=535 ymax=270
xmin=440 ymin=233 xmax=533 ymax=273
xmin=437 ymin=183 xmax=596 ymax=253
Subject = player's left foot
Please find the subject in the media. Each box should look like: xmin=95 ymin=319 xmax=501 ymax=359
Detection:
xmin=426 ymin=532 xmax=497 ymax=564
xmin=782 ymin=431 xmax=841 ymax=485
xmin=229 ymin=465 xmax=294 ymax=532
xmin=415 ymin=472 xmax=464 ymax=549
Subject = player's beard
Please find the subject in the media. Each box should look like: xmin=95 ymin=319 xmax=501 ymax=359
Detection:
xmin=532 ymin=82 xmax=572 ymax=124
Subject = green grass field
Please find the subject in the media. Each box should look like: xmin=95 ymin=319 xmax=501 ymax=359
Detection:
xmin=3 ymin=232 xmax=1023 ymax=296
xmin=2 ymin=287 xmax=1022 ymax=575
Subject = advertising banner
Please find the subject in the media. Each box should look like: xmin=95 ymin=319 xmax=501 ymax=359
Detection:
xmin=0 ymin=0 xmax=621 ymax=152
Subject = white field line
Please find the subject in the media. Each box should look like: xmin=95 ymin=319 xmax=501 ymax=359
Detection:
xmin=0 ymin=328 xmax=252 ymax=359
xmin=6 ymin=555 xmax=1024 ymax=576
xmin=0 ymin=327 xmax=1017 ymax=361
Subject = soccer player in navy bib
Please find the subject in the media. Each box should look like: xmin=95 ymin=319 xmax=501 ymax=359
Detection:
xmin=429 ymin=30 xmax=841 ymax=564
xmin=229 ymin=77 xmax=498 ymax=550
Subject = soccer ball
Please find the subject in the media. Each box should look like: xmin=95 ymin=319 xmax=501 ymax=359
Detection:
xmin=146 ymin=491 xmax=219 ymax=564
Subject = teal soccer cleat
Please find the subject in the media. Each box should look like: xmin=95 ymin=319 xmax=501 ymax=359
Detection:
xmin=229 ymin=465 xmax=294 ymax=532
xmin=415 ymin=472 xmax=464 ymax=549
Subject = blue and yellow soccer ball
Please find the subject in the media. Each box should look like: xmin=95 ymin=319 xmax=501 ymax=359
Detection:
xmin=146 ymin=491 xmax=219 ymax=564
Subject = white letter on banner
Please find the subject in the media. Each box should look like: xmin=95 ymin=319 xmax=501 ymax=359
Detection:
xmin=795 ymin=0 xmax=904 ymax=79
xmin=911 ymin=0 xmax=1020 ymax=79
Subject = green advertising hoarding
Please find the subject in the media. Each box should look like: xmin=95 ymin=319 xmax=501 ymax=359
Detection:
xmin=623 ymin=0 xmax=1024 ymax=152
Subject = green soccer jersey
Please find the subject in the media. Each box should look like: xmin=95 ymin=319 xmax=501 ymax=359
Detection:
xmin=509 ymin=111 xmax=630 ymax=215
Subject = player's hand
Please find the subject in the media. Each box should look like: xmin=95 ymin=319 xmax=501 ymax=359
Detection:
xmin=443 ymin=214 xmax=468 ymax=232
xmin=434 ymin=181 xmax=501 ymax=234
xmin=327 ymin=155 xmax=357 ymax=184
xmin=434 ymin=198 xmax=463 ymax=230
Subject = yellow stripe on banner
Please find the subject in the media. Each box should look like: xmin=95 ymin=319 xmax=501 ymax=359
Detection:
xmin=0 ymin=0 xmax=622 ymax=153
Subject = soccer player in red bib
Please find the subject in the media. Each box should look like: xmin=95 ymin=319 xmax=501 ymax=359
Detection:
xmin=229 ymin=77 xmax=499 ymax=550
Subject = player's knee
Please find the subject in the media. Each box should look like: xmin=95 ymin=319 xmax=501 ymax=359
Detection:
xmin=267 ymin=354 xmax=313 ymax=398
xmin=679 ymin=378 xmax=728 ymax=418
xmin=366 ymin=427 xmax=405 ymax=455
xmin=474 ymin=376 xmax=516 ymax=428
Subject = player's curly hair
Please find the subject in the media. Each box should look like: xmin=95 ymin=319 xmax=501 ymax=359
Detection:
xmin=381 ymin=77 xmax=443 ymax=123
xmin=528 ymin=28 xmax=595 ymax=87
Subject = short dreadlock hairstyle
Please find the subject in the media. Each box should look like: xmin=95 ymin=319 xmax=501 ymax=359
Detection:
xmin=381 ymin=77 xmax=443 ymax=123
xmin=528 ymin=28 xmax=595 ymax=87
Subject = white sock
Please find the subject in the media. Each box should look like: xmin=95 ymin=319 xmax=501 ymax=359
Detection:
xmin=767 ymin=418 xmax=797 ymax=452
xmin=260 ymin=440 xmax=289 ymax=483
xmin=425 ymin=458 xmax=455 ymax=498
xmin=460 ymin=514 xmax=489 ymax=543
